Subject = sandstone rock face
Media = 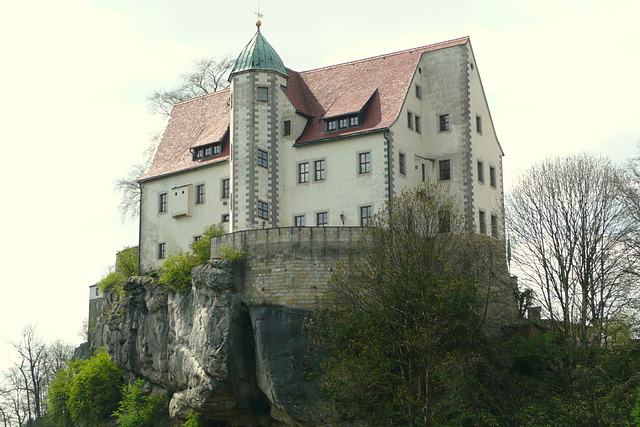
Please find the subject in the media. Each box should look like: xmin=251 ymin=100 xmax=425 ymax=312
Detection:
xmin=92 ymin=260 xmax=321 ymax=425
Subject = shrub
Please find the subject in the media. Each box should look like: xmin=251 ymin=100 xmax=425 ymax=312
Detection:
xmin=217 ymin=246 xmax=246 ymax=262
xmin=158 ymin=224 xmax=224 ymax=291
xmin=158 ymin=252 xmax=197 ymax=291
xmin=97 ymin=246 xmax=139 ymax=296
xmin=48 ymin=349 xmax=123 ymax=426
xmin=114 ymin=379 xmax=169 ymax=427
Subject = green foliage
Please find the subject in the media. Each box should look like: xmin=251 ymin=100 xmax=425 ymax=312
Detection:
xmin=182 ymin=411 xmax=206 ymax=426
xmin=159 ymin=224 xmax=224 ymax=290
xmin=47 ymin=349 xmax=123 ymax=426
xmin=191 ymin=224 xmax=224 ymax=264
xmin=158 ymin=251 xmax=197 ymax=291
xmin=97 ymin=271 xmax=127 ymax=295
xmin=216 ymin=245 xmax=246 ymax=262
xmin=97 ymin=246 xmax=139 ymax=296
xmin=48 ymin=362 xmax=81 ymax=427
xmin=633 ymin=385 xmax=640 ymax=425
xmin=116 ymin=246 xmax=139 ymax=277
xmin=313 ymin=182 xmax=493 ymax=425
xmin=114 ymin=379 xmax=169 ymax=427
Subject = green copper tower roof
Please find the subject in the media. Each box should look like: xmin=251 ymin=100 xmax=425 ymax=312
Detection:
xmin=230 ymin=24 xmax=288 ymax=78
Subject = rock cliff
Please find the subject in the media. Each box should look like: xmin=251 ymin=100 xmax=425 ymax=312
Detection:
xmin=92 ymin=259 xmax=321 ymax=426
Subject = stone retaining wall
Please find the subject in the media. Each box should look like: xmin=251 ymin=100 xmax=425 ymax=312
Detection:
xmin=210 ymin=227 xmax=364 ymax=308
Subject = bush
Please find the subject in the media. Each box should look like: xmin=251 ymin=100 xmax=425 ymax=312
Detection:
xmin=48 ymin=349 xmax=123 ymax=426
xmin=158 ymin=224 xmax=224 ymax=290
xmin=158 ymin=252 xmax=197 ymax=291
xmin=217 ymin=246 xmax=246 ymax=262
xmin=114 ymin=379 xmax=169 ymax=427
xmin=97 ymin=246 xmax=139 ymax=296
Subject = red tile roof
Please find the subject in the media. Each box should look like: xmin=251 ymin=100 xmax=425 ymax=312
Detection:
xmin=141 ymin=37 xmax=469 ymax=181
xmin=140 ymin=90 xmax=231 ymax=181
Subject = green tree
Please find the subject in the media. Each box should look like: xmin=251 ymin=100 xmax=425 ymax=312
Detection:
xmin=63 ymin=350 xmax=122 ymax=426
xmin=159 ymin=224 xmax=224 ymax=290
xmin=113 ymin=379 xmax=169 ymax=427
xmin=97 ymin=246 xmax=140 ymax=297
xmin=313 ymin=181 xmax=504 ymax=426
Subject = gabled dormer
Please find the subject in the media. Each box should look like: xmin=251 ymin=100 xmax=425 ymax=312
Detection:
xmin=322 ymin=89 xmax=377 ymax=133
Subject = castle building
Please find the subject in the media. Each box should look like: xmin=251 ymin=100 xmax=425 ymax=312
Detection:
xmin=138 ymin=23 xmax=505 ymax=273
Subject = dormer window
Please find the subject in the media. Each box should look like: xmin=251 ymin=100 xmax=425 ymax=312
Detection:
xmin=191 ymin=142 xmax=223 ymax=161
xmin=325 ymin=113 xmax=361 ymax=133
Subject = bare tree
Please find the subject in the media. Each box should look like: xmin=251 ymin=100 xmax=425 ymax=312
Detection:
xmin=114 ymin=161 xmax=149 ymax=222
xmin=621 ymin=142 xmax=640 ymax=265
xmin=147 ymin=55 xmax=234 ymax=116
xmin=507 ymin=154 xmax=639 ymax=352
xmin=116 ymin=56 xmax=233 ymax=222
xmin=10 ymin=326 xmax=47 ymax=423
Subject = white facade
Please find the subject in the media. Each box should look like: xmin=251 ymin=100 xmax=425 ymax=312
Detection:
xmin=137 ymin=30 xmax=504 ymax=273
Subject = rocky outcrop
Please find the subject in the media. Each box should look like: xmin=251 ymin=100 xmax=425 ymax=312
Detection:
xmin=92 ymin=259 xmax=321 ymax=425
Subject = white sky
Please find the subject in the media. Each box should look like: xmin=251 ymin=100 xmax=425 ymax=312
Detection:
xmin=0 ymin=0 xmax=638 ymax=370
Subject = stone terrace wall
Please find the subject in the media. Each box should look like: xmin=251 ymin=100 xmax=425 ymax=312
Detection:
xmin=210 ymin=227 xmax=364 ymax=308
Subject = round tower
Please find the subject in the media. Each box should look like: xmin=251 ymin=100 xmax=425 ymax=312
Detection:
xmin=229 ymin=22 xmax=288 ymax=231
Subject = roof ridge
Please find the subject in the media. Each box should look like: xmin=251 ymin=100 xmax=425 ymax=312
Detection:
xmin=173 ymin=87 xmax=231 ymax=107
xmin=300 ymin=36 xmax=469 ymax=75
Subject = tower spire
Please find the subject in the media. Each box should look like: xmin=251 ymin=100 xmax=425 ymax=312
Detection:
xmin=255 ymin=0 xmax=263 ymax=28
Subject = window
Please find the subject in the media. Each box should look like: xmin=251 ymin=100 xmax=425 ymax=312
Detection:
xmin=421 ymin=163 xmax=426 ymax=181
xmin=476 ymin=115 xmax=482 ymax=133
xmin=192 ymin=142 xmax=222 ymax=161
xmin=360 ymin=205 xmax=372 ymax=226
xmin=439 ymin=114 xmax=450 ymax=132
xmin=489 ymin=167 xmax=496 ymax=187
xmin=298 ymin=162 xmax=309 ymax=183
xmin=439 ymin=160 xmax=451 ymax=180
xmin=407 ymin=111 xmax=413 ymax=129
xmin=314 ymin=159 xmax=326 ymax=181
xmin=222 ymin=179 xmax=230 ymax=198
xmin=326 ymin=114 xmax=360 ymax=132
xmin=193 ymin=235 xmax=202 ymax=242
xmin=359 ymin=152 xmax=371 ymax=174
xmin=479 ymin=210 xmax=486 ymax=234
xmin=257 ymin=149 xmax=268 ymax=168
xmin=258 ymin=201 xmax=268 ymax=220
xmin=439 ymin=209 xmax=451 ymax=233
xmin=159 ymin=193 xmax=168 ymax=212
xmin=317 ymin=211 xmax=328 ymax=227
xmin=222 ymin=213 xmax=230 ymax=222
xmin=491 ymin=215 xmax=498 ymax=238
xmin=283 ymin=120 xmax=291 ymax=136
xmin=399 ymin=152 xmax=406 ymax=175
xmin=415 ymin=115 xmax=421 ymax=133
xmin=196 ymin=184 xmax=205 ymax=204
xmin=294 ymin=215 xmax=305 ymax=227
xmin=477 ymin=161 xmax=484 ymax=183
xmin=415 ymin=84 xmax=422 ymax=99
xmin=158 ymin=243 xmax=166 ymax=259
xmin=257 ymin=87 xmax=268 ymax=102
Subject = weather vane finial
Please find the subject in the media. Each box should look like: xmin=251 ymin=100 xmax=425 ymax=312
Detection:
xmin=255 ymin=0 xmax=263 ymax=27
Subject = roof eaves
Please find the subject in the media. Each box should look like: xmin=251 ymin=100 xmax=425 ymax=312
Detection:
xmin=293 ymin=128 xmax=387 ymax=147
xmin=138 ymin=157 xmax=230 ymax=184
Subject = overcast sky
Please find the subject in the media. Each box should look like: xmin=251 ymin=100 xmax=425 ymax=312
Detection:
xmin=0 ymin=0 xmax=638 ymax=370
